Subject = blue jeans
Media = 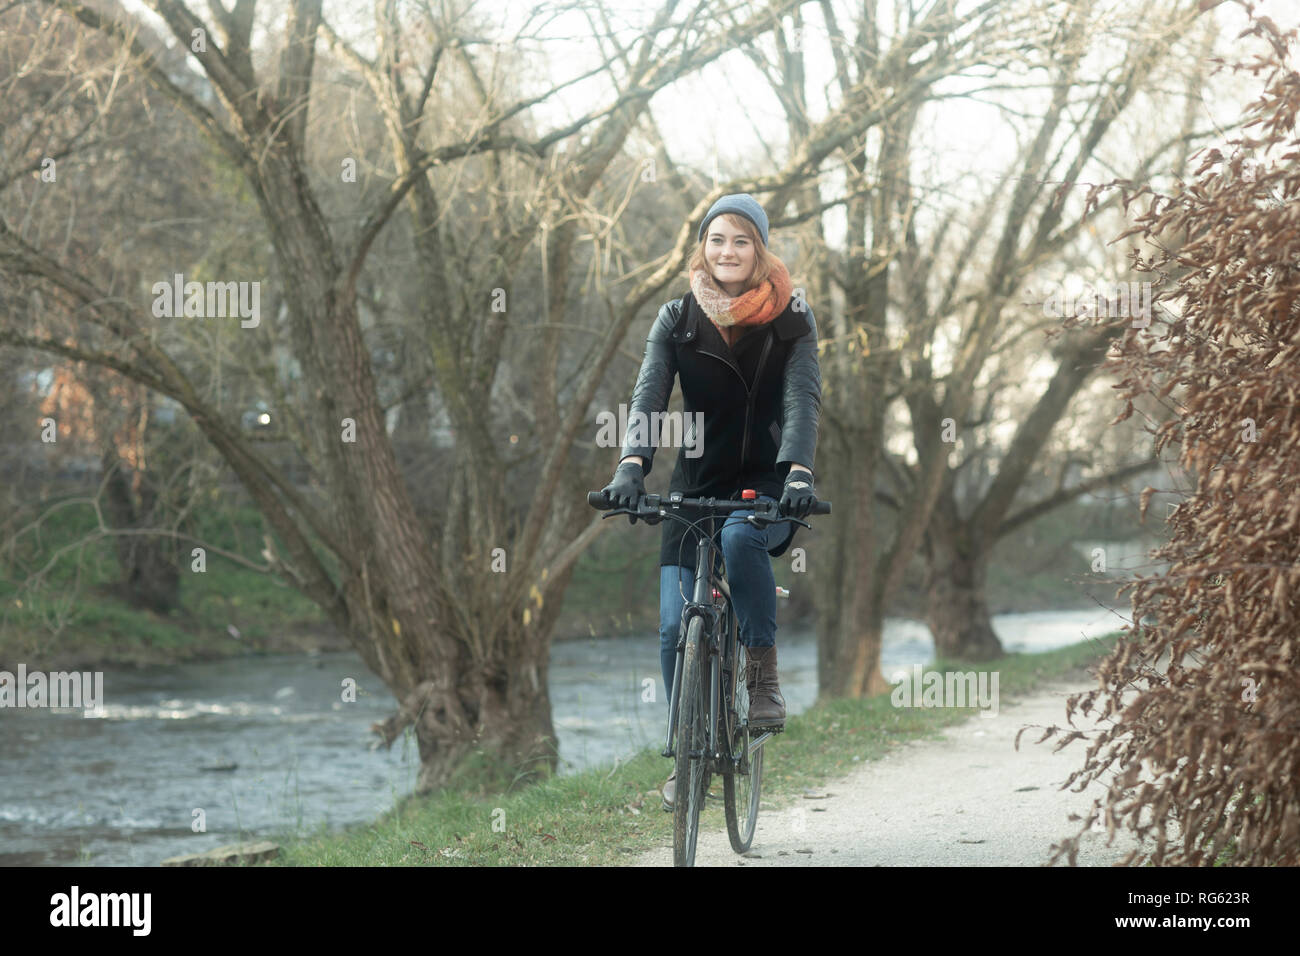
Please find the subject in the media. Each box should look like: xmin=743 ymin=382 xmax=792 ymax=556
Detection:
xmin=657 ymin=495 xmax=794 ymax=701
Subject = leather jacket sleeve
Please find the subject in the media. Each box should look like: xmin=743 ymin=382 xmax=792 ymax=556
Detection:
xmin=777 ymin=303 xmax=821 ymax=475
xmin=619 ymin=299 xmax=680 ymax=479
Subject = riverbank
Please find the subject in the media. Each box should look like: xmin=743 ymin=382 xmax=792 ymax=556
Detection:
xmin=2 ymin=496 xmax=1128 ymax=670
xmin=0 ymin=499 xmax=344 ymax=671
xmin=270 ymin=631 xmax=1124 ymax=866
xmin=0 ymin=565 xmax=351 ymax=672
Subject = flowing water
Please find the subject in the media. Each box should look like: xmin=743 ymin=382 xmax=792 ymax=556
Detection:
xmin=0 ymin=605 xmax=1128 ymax=866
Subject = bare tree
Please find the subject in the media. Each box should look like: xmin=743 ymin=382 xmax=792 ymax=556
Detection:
xmin=0 ymin=0 xmax=921 ymax=790
xmin=742 ymin=0 xmax=1220 ymax=691
xmin=903 ymin=6 xmax=1223 ymax=662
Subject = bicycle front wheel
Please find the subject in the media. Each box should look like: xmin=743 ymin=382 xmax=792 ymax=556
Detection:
xmin=673 ymin=614 xmax=708 ymax=867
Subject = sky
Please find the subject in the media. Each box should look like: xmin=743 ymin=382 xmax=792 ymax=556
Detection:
xmin=478 ymin=0 xmax=1294 ymax=250
xmin=117 ymin=0 xmax=1298 ymax=240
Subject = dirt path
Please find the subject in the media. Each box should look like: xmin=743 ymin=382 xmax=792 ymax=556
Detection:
xmin=632 ymin=677 xmax=1150 ymax=866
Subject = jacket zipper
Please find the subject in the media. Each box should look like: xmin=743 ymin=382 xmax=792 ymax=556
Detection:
xmin=742 ymin=330 xmax=774 ymax=469
xmin=697 ymin=325 xmax=775 ymax=474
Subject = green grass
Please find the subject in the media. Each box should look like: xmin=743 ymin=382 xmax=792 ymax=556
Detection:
xmin=270 ymin=630 xmax=1122 ymax=866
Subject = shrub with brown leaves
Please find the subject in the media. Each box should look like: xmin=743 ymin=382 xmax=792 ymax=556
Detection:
xmin=1046 ymin=11 xmax=1300 ymax=866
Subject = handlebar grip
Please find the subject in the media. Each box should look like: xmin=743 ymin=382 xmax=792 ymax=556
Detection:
xmin=812 ymin=499 xmax=831 ymax=515
xmin=588 ymin=490 xmax=612 ymax=509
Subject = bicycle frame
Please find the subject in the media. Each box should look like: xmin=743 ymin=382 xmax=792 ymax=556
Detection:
xmin=662 ymin=508 xmax=745 ymax=777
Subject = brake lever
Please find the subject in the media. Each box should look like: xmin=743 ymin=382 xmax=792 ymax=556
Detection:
xmin=745 ymin=513 xmax=812 ymax=531
xmin=599 ymin=504 xmax=663 ymax=525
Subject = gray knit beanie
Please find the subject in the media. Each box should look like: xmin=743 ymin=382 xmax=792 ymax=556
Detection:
xmin=698 ymin=193 xmax=769 ymax=246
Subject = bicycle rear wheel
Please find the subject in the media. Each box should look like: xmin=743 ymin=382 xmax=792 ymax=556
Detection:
xmin=724 ymin=634 xmax=762 ymax=853
xmin=673 ymin=614 xmax=708 ymax=867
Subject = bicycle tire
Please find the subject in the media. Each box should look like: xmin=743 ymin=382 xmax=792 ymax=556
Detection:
xmin=724 ymin=619 xmax=762 ymax=852
xmin=673 ymin=614 xmax=707 ymax=867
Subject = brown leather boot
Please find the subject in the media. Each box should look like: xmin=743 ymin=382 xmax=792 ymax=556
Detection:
xmin=746 ymin=645 xmax=786 ymax=728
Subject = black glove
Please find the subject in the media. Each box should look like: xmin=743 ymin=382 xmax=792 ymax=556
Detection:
xmin=779 ymin=469 xmax=816 ymax=518
xmin=602 ymin=460 xmax=646 ymax=523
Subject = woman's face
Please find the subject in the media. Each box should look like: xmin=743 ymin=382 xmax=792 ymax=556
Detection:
xmin=705 ymin=217 xmax=757 ymax=295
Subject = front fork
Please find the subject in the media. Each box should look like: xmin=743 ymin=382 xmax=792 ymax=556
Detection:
xmin=661 ymin=536 xmax=784 ymax=767
xmin=663 ymin=607 xmax=751 ymax=783
xmin=663 ymin=637 xmax=682 ymax=758
xmin=662 ymin=597 xmax=723 ymax=759
xmin=663 ymin=524 xmax=727 ymax=761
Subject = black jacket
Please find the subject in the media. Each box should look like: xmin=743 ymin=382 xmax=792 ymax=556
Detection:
xmin=620 ymin=289 xmax=822 ymax=568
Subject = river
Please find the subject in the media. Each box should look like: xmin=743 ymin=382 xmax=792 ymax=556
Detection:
xmin=0 ymin=606 xmax=1128 ymax=866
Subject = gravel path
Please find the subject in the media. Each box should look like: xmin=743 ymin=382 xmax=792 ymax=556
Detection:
xmin=632 ymin=677 xmax=1149 ymax=866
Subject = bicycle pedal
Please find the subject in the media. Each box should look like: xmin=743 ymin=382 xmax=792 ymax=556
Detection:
xmin=749 ymin=722 xmax=786 ymax=734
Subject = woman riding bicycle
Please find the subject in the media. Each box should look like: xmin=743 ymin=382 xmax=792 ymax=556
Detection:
xmin=599 ymin=193 xmax=822 ymax=810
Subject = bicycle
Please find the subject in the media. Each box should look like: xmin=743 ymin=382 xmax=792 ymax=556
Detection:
xmin=586 ymin=487 xmax=830 ymax=866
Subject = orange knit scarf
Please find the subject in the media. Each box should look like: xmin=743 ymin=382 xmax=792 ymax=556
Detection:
xmin=690 ymin=254 xmax=793 ymax=348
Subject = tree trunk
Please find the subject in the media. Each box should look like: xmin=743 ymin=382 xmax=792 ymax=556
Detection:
xmin=391 ymin=391 xmax=438 ymax=529
xmin=390 ymin=561 xmax=569 ymax=793
xmin=99 ymin=449 xmax=181 ymax=613
xmin=816 ymin=423 xmax=891 ymax=698
xmin=922 ymin=515 xmax=1003 ymax=662
xmin=402 ymin=630 xmax=558 ymax=793
xmin=818 ymin=603 xmax=893 ymax=699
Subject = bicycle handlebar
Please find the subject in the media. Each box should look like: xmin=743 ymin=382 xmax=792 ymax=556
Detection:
xmin=586 ymin=489 xmax=831 ymax=518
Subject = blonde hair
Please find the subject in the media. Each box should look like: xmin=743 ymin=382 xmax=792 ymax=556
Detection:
xmin=686 ymin=213 xmax=774 ymax=293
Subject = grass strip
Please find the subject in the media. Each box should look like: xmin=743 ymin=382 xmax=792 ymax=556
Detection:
xmin=273 ymin=630 xmax=1121 ymax=866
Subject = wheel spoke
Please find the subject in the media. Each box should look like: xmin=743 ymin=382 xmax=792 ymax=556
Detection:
xmin=725 ymin=639 xmax=762 ymax=853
